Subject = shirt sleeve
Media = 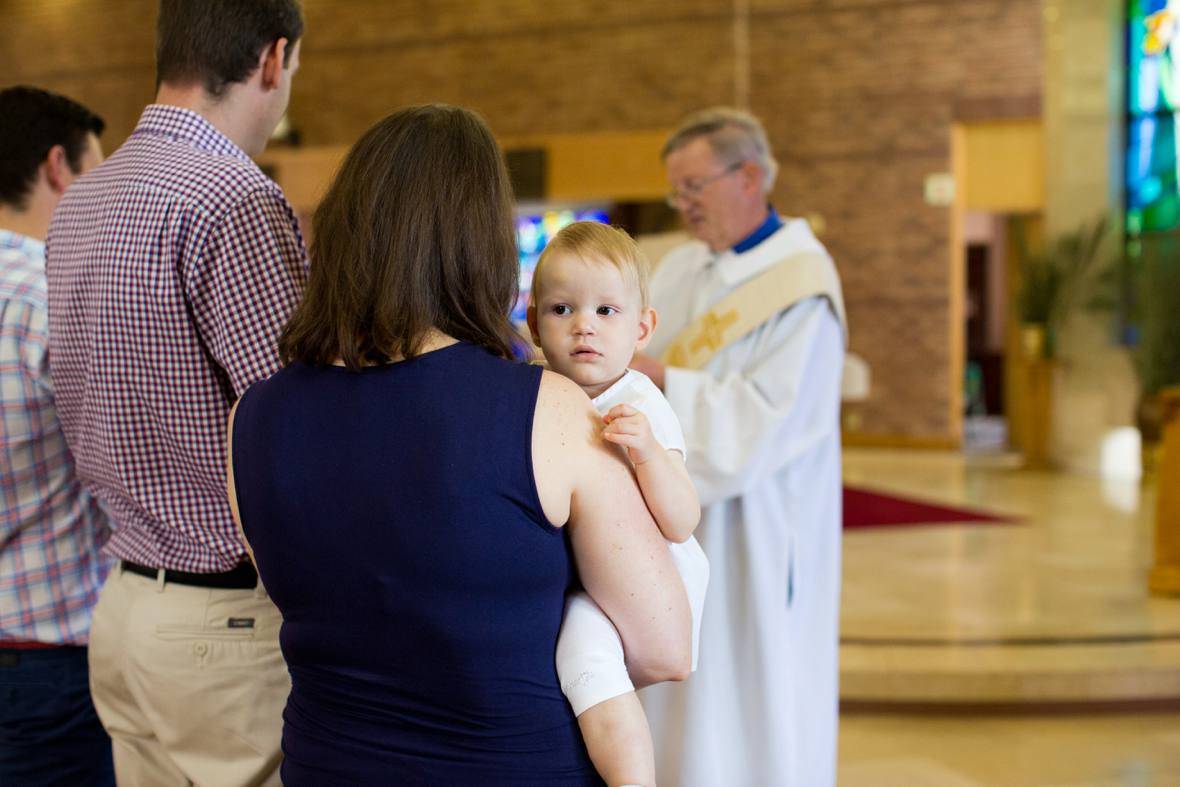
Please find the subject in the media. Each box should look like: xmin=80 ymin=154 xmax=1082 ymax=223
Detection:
xmin=663 ymin=297 xmax=844 ymax=507
xmin=0 ymin=297 xmax=50 ymax=543
xmin=16 ymin=297 xmax=51 ymax=396
xmin=646 ymin=391 xmax=688 ymax=455
xmin=189 ymin=187 xmax=309 ymax=396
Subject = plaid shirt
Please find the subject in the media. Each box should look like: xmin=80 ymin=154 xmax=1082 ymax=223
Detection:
xmin=1 ymin=229 xmax=111 ymax=644
xmin=47 ymin=105 xmax=308 ymax=573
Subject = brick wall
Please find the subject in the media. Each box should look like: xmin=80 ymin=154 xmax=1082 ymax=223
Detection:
xmin=0 ymin=0 xmax=1043 ymax=440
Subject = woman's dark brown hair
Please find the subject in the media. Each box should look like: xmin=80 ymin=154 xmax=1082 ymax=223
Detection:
xmin=280 ymin=104 xmax=520 ymax=369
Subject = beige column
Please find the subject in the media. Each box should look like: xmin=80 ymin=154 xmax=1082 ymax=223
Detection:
xmin=1041 ymin=0 xmax=1138 ymax=473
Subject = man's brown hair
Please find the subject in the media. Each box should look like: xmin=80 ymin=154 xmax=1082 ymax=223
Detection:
xmin=279 ymin=104 xmax=520 ymax=370
xmin=156 ymin=0 xmax=303 ymax=96
xmin=0 ymin=86 xmax=105 ymax=209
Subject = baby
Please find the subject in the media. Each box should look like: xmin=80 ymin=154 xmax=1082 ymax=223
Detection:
xmin=527 ymin=221 xmax=708 ymax=786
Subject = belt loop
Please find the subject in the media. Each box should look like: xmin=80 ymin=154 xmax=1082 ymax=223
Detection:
xmin=155 ymin=568 xmax=166 ymax=593
xmin=253 ymin=571 xmax=266 ymax=600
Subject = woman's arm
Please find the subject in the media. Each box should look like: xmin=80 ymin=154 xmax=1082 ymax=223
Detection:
xmin=631 ymin=448 xmax=700 ymax=544
xmin=533 ymin=372 xmax=691 ymax=686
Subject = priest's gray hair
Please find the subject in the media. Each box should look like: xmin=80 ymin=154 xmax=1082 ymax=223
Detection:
xmin=662 ymin=107 xmax=779 ymax=194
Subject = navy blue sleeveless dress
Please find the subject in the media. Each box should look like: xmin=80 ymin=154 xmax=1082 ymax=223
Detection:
xmin=231 ymin=343 xmax=602 ymax=786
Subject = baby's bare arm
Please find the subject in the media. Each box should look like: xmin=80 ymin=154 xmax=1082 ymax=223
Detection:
xmin=577 ymin=693 xmax=655 ymax=787
xmin=634 ymin=447 xmax=700 ymax=543
xmin=602 ymin=404 xmax=700 ymax=543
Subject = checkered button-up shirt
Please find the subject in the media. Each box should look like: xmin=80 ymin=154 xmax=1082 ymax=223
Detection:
xmin=1 ymin=229 xmax=111 ymax=644
xmin=47 ymin=104 xmax=308 ymax=573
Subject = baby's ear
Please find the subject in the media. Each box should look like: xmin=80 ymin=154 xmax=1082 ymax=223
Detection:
xmin=635 ymin=307 xmax=657 ymax=350
xmin=525 ymin=304 xmax=540 ymax=346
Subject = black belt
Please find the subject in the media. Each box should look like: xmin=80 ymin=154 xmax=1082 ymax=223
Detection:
xmin=121 ymin=559 xmax=258 ymax=590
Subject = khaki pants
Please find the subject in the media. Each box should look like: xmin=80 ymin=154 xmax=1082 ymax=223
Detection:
xmin=88 ymin=564 xmax=289 ymax=787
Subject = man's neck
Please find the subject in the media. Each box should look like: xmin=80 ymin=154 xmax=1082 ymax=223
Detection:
xmin=154 ymin=83 xmax=261 ymax=157
xmin=0 ymin=205 xmax=49 ymax=243
xmin=732 ymin=206 xmax=783 ymax=255
xmin=712 ymin=203 xmax=771 ymax=253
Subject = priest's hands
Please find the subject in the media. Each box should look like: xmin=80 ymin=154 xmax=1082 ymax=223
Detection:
xmin=629 ymin=352 xmax=666 ymax=390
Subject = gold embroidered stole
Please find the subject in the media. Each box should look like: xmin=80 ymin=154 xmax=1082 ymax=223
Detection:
xmin=661 ymin=251 xmax=847 ymax=370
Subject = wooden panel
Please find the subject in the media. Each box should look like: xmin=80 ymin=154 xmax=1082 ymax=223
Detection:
xmin=964 ymin=119 xmax=1045 ymax=212
xmin=500 ymin=130 xmax=670 ymax=203
xmin=260 ymin=129 xmax=671 ymax=213
xmin=1003 ymin=215 xmax=1043 ymax=456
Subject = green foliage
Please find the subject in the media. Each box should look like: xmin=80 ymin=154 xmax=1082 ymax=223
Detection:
xmin=1131 ymin=235 xmax=1180 ymax=396
xmin=1014 ymin=216 xmax=1113 ymax=358
xmin=1087 ymin=232 xmax=1180 ymax=397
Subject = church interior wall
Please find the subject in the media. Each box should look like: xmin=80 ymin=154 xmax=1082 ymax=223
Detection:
xmin=1 ymin=0 xmax=1046 ymax=443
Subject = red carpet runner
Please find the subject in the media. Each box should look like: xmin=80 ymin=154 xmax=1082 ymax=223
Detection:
xmin=843 ymin=486 xmax=1015 ymax=530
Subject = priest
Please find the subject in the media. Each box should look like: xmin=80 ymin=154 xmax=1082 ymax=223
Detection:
xmin=634 ymin=107 xmax=847 ymax=787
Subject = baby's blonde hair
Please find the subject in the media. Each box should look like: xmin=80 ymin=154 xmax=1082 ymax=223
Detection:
xmin=532 ymin=221 xmax=650 ymax=308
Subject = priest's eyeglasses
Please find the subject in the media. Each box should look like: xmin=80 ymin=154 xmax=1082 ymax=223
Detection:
xmin=664 ymin=162 xmax=744 ymax=208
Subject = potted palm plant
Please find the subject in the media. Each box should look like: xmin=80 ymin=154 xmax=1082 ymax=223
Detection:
xmin=1013 ymin=216 xmax=1112 ymax=467
xmin=1103 ymin=234 xmax=1180 ymax=476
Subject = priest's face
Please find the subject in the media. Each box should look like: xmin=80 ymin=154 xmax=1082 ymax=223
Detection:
xmin=664 ymin=136 xmax=763 ymax=252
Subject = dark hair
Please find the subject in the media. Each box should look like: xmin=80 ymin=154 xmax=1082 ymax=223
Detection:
xmin=279 ymin=105 xmax=520 ymax=370
xmin=0 ymin=86 xmax=105 ymax=210
xmin=156 ymin=0 xmax=304 ymax=97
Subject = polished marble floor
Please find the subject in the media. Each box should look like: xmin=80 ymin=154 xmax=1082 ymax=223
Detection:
xmin=837 ymin=448 xmax=1180 ymax=786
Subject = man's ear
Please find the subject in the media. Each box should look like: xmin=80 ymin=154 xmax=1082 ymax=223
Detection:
xmin=635 ymin=307 xmax=657 ymax=350
xmin=43 ymin=145 xmax=72 ymax=194
xmin=259 ymin=38 xmax=290 ymax=90
xmin=738 ymin=160 xmax=763 ymax=196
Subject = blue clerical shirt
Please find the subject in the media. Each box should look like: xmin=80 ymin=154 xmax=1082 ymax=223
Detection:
xmin=732 ymin=206 xmax=783 ymax=254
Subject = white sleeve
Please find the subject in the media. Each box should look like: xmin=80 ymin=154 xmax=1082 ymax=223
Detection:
xmin=643 ymin=390 xmax=687 ymax=455
xmin=663 ymin=297 xmax=844 ymax=507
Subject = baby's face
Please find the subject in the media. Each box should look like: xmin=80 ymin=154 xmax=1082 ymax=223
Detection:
xmin=528 ymin=253 xmax=654 ymax=399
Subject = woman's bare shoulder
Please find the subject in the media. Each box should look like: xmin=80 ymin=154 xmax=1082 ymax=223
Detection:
xmin=536 ymin=368 xmax=589 ymax=406
xmin=534 ymin=370 xmax=596 ymax=439
xmin=531 ymin=371 xmax=602 ymax=526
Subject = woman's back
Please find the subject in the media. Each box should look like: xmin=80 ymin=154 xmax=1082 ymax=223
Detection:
xmin=231 ymin=342 xmax=600 ymax=785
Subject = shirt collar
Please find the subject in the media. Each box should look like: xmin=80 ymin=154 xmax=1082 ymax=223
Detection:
xmin=132 ymin=104 xmax=253 ymax=162
xmin=0 ymin=229 xmax=45 ymax=266
xmin=715 ymin=217 xmax=825 ymax=288
xmin=732 ymin=206 xmax=783 ymax=254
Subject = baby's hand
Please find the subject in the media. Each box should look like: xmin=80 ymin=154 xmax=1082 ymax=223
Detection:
xmin=602 ymin=404 xmax=660 ymax=465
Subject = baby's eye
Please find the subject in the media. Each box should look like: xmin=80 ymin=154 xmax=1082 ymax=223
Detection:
xmin=551 ymin=304 xmax=572 ymax=316
xmin=596 ymin=306 xmax=618 ymax=316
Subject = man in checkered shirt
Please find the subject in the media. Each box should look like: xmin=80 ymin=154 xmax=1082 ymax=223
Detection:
xmin=46 ymin=1 xmax=308 ymax=783
xmin=0 ymin=85 xmax=113 ymax=787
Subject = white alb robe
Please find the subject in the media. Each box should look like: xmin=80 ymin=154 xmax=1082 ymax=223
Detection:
xmin=639 ymin=219 xmax=844 ymax=787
